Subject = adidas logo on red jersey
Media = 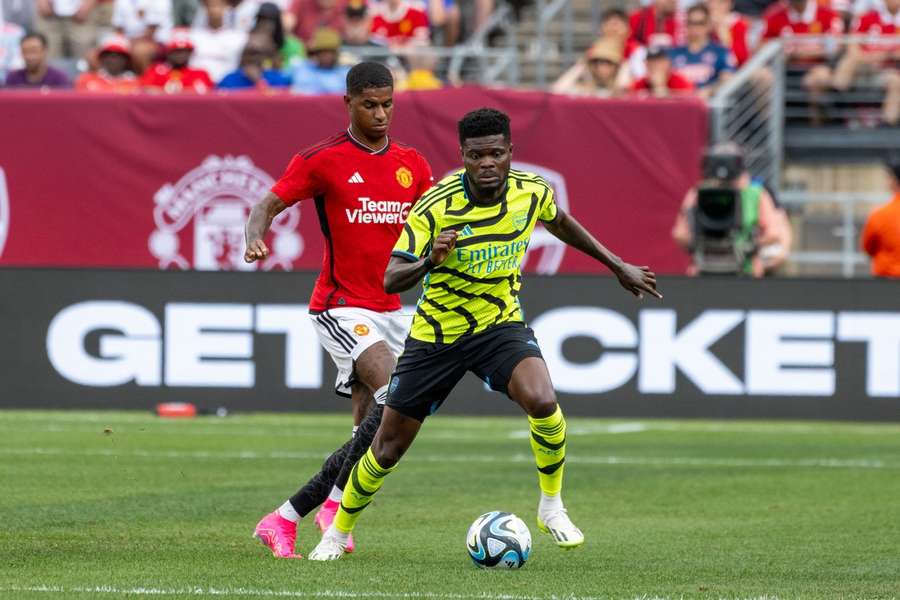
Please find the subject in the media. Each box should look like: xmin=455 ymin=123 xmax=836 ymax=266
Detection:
xmin=347 ymin=172 xmax=365 ymax=184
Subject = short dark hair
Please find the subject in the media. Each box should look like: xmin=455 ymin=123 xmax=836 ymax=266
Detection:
xmin=22 ymin=31 xmax=48 ymax=48
xmin=886 ymin=154 xmax=900 ymax=182
xmin=458 ymin=108 xmax=510 ymax=145
xmin=600 ymin=8 xmax=628 ymax=23
xmin=346 ymin=62 xmax=393 ymax=95
xmin=687 ymin=4 xmax=710 ymax=19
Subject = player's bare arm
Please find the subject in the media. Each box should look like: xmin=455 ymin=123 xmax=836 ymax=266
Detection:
xmin=384 ymin=230 xmax=458 ymax=293
xmin=544 ymin=208 xmax=662 ymax=300
xmin=244 ymin=192 xmax=287 ymax=263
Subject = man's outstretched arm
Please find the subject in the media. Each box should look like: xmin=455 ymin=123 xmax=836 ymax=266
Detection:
xmin=244 ymin=192 xmax=287 ymax=263
xmin=544 ymin=208 xmax=662 ymax=300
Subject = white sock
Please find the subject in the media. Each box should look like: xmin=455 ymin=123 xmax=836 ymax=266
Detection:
xmin=328 ymin=485 xmax=343 ymax=503
xmin=327 ymin=524 xmax=350 ymax=543
xmin=538 ymin=492 xmax=564 ymax=520
xmin=278 ymin=500 xmax=301 ymax=523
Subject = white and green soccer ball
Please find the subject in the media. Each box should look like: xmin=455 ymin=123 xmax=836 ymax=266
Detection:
xmin=466 ymin=511 xmax=531 ymax=569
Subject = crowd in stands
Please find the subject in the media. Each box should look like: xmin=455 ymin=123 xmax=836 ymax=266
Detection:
xmin=0 ymin=0 xmax=474 ymax=92
xmin=551 ymin=0 xmax=898 ymax=127
xmin=0 ymin=0 xmax=896 ymax=125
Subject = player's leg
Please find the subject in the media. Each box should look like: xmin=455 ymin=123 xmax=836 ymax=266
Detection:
xmin=506 ymin=357 xmax=583 ymax=549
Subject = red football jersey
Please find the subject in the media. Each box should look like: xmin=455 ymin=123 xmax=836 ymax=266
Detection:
xmin=632 ymin=72 xmax=695 ymax=92
xmin=272 ymin=131 xmax=434 ymax=312
xmin=371 ymin=1 xmax=429 ymax=45
xmin=855 ymin=9 xmax=900 ymax=53
xmin=628 ymin=6 xmax=685 ymax=47
xmin=140 ymin=63 xmax=215 ymax=93
xmin=762 ymin=0 xmax=843 ymax=39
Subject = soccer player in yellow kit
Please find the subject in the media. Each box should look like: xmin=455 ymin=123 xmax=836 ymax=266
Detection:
xmin=309 ymin=107 xmax=662 ymax=560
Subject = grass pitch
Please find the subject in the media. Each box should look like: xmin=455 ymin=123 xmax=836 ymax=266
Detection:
xmin=1 ymin=410 xmax=899 ymax=600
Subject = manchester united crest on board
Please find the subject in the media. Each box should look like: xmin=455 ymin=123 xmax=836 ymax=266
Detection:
xmin=396 ymin=167 xmax=413 ymax=189
xmin=150 ymin=155 xmax=303 ymax=271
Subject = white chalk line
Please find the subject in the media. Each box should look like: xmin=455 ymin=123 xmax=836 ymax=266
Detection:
xmin=0 ymin=446 xmax=893 ymax=470
xmin=0 ymin=586 xmax=801 ymax=600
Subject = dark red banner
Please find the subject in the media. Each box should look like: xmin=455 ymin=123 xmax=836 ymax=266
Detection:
xmin=0 ymin=88 xmax=706 ymax=274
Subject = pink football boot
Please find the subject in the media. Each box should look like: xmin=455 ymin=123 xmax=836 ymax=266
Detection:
xmin=253 ymin=511 xmax=302 ymax=559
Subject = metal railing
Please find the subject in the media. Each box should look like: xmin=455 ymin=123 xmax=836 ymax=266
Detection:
xmin=710 ymin=40 xmax=785 ymax=194
xmin=534 ymin=0 xmax=575 ymax=87
xmin=347 ymin=44 xmax=519 ymax=87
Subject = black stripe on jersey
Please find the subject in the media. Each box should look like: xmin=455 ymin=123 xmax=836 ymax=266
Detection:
xmin=416 ymin=304 xmax=444 ymax=343
xmin=509 ymin=169 xmax=546 ymax=184
xmin=466 ymin=197 xmax=509 ymax=230
xmin=430 ymin=266 xmax=510 ymax=285
xmin=313 ymin=195 xmax=343 ymax=308
xmin=400 ymin=223 xmax=417 ymax=254
xmin=429 ymin=281 xmax=508 ymax=323
xmin=414 ymin=182 xmax=464 ymax=216
xmin=454 ymin=192 xmax=539 ymax=248
xmin=445 ymin=203 xmax=475 ymax=218
xmin=423 ymin=209 xmax=436 ymax=238
xmin=321 ymin=312 xmax=357 ymax=349
xmin=301 ymin=133 xmax=348 ymax=159
xmin=317 ymin=315 xmax=353 ymax=353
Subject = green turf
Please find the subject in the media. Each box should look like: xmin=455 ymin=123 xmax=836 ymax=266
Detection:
xmin=1 ymin=410 xmax=899 ymax=600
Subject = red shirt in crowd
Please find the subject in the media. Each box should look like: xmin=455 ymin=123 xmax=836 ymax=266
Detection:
xmin=854 ymin=8 xmax=900 ymax=53
xmin=631 ymin=72 xmax=695 ymax=93
xmin=628 ymin=5 xmax=684 ymax=48
xmin=141 ymin=63 xmax=215 ymax=93
xmin=75 ymin=72 xmax=141 ymax=93
xmin=712 ymin=13 xmax=750 ymax=65
xmin=271 ymin=131 xmax=433 ymax=312
xmin=288 ymin=0 xmax=347 ymax=43
xmin=762 ymin=0 xmax=843 ymax=39
xmin=371 ymin=0 xmax=429 ymax=45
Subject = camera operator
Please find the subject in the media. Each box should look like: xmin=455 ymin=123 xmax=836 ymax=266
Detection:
xmin=672 ymin=142 xmax=791 ymax=277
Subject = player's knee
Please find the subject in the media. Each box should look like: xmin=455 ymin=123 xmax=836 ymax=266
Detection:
xmin=519 ymin=387 xmax=557 ymax=418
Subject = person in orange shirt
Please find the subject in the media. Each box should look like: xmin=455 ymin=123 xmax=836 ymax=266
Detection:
xmin=861 ymin=158 xmax=900 ymax=278
xmin=75 ymin=34 xmax=139 ymax=93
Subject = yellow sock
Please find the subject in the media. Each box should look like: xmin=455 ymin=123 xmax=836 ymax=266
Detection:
xmin=333 ymin=448 xmax=394 ymax=533
xmin=528 ymin=405 xmax=566 ymax=496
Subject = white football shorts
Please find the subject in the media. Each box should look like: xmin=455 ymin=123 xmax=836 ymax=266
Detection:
xmin=310 ymin=307 xmax=412 ymax=400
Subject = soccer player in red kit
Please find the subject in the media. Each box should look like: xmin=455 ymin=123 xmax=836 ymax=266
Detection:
xmin=245 ymin=61 xmax=433 ymax=558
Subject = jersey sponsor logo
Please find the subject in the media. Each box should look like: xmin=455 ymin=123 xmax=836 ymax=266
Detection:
xmin=347 ymin=197 xmax=413 ymax=224
xmin=456 ymin=239 xmax=530 ymax=274
xmin=151 ymin=155 xmax=303 ymax=271
xmin=354 ymin=324 xmax=370 ymax=336
xmin=395 ymin=167 xmax=413 ymax=189
xmin=0 ymin=167 xmax=9 ymax=260
xmin=348 ymin=172 xmax=365 ymax=184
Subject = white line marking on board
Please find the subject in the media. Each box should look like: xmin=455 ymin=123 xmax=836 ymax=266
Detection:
xmin=0 ymin=447 xmax=892 ymax=470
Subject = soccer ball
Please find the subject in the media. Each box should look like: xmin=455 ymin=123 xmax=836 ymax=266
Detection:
xmin=466 ymin=511 xmax=531 ymax=569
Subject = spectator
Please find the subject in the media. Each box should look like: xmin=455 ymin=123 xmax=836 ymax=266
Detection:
xmin=426 ymin=0 xmax=459 ymax=46
xmin=341 ymin=0 xmax=388 ymax=61
xmin=862 ymin=156 xmax=900 ymax=277
xmin=0 ymin=9 xmax=24 ymax=84
xmin=285 ymin=0 xmax=346 ymax=44
xmin=2 ymin=0 xmax=35 ymax=30
xmin=552 ymin=39 xmax=624 ymax=97
xmin=251 ymin=1 xmax=303 ymax=70
xmin=631 ymin=46 xmax=695 ymax=96
xmin=707 ymin=0 xmax=750 ymax=66
xmin=4 ymin=31 xmax=71 ymax=86
xmin=140 ymin=28 xmax=214 ymax=92
xmin=761 ymin=0 xmax=843 ymax=123
xmin=397 ymin=40 xmax=442 ymax=89
xmin=35 ymin=0 xmax=112 ymax=60
xmin=370 ymin=0 xmax=429 ymax=47
xmin=173 ymin=0 xmax=200 ymax=27
xmin=289 ymin=26 xmax=347 ymax=93
xmin=194 ymin=0 xmax=260 ymax=32
xmin=75 ymin=34 xmax=140 ymax=92
xmin=670 ymin=4 xmax=735 ymax=97
xmin=672 ymin=142 xmax=791 ymax=276
xmin=629 ymin=0 xmax=684 ymax=49
xmin=831 ymin=0 xmax=900 ymax=127
xmin=191 ymin=0 xmax=247 ymax=82
xmin=218 ymin=33 xmax=290 ymax=88
xmin=113 ymin=0 xmax=173 ymax=74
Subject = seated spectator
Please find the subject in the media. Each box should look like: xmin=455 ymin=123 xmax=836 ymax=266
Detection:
xmin=341 ymin=0 xmax=388 ymax=61
xmin=75 ymin=34 xmax=140 ymax=92
xmin=35 ymin=0 xmax=110 ymax=61
xmin=290 ymin=26 xmax=348 ymax=93
xmin=4 ymin=31 xmax=71 ymax=87
xmin=831 ymin=0 xmax=900 ymax=127
xmin=426 ymin=0 xmax=460 ymax=46
xmin=285 ymin=0 xmax=346 ymax=44
xmin=397 ymin=40 xmax=442 ymax=90
xmin=761 ymin=0 xmax=843 ymax=123
xmin=0 ymin=14 xmax=24 ymax=84
xmin=140 ymin=28 xmax=214 ymax=92
xmin=113 ymin=0 xmax=173 ymax=74
xmin=670 ymin=4 xmax=735 ymax=98
xmin=552 ymin=39 xmax=624 ymax=97
xmin=629 ymin=0 xmax=684 ymax=49
xmin=862 ymin=156 xmax=900 ymax=277
xmin=2 ymin=0 xmax=35 ymax=30
xmin=191 ymin=0 xmax=248 ymax=82
xmin=631 ymin=46 xmax=695 ymax=96
xmin=193 ymin=0 xmax=260 ymax=32
xmin=218 ymin=34 xmax=290 ymax=88
xmin=707 ymin=0 xmax=750 ymax=66
xmin=251 ymin=1 xmax=303 ymax=70
xmin=370 ymin=0 xmax=429 ymax=48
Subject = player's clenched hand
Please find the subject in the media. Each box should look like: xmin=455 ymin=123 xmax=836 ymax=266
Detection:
xmin=615 ymin=263 xmax=662 ymax=300
xmin=429 ymin=229 xmax=458 ymax=266
xmin=244 ymin=239 xmax=270 ymax=263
